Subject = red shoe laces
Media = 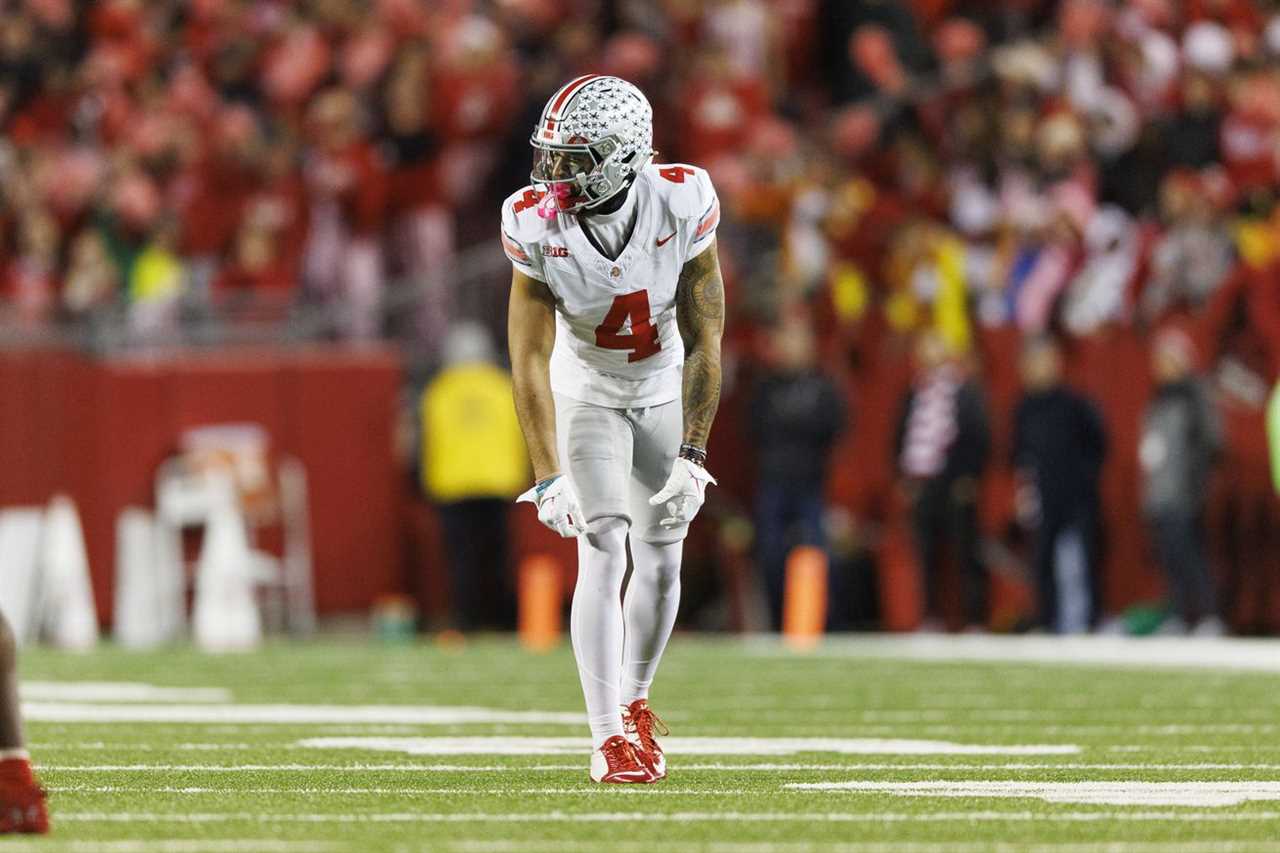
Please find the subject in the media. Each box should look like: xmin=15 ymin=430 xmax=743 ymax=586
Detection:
xmin=624 ymin=704 xmax=670 ymax=745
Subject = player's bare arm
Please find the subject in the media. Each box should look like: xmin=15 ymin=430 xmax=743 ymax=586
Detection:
xmin=507 ymin=267 xmax=560 ymax=482
xmin=648 ymin=238 xmax=722 ymax=527
xmin=675 ymin=239 xmax=725 ymax=451
xmin=508 ymin=266 xmax=586 ymax=538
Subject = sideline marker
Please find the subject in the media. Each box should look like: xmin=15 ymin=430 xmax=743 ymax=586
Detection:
xmin=518 ymin=554 xmax=561 ymax=652
xmin=782 ymin=545 xmax=827 ymax=649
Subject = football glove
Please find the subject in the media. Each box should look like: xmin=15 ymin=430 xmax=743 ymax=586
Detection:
xmin=649 ymin=458 xmax=717 ymax=529
xmin=517 ymin=474 xmax=586 ymax=538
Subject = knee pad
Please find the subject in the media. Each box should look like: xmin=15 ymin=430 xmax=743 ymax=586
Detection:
xmin=583 ymin=516 xmax=628 ymax=548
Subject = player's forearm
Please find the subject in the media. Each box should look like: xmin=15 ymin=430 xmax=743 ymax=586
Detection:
xmin=508 ymin=269 xmax=562 ymax=483
xmin=512 ymin=363 xmax=560 ymax=482
xmin=681 ymin=344 xmax=721 ymax=449
xmin=676 ymin=242 xmax=726 ymax=451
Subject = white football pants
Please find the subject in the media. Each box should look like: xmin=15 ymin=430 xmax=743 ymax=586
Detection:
xmin=555 ymin=394 xmax=686 ymax=748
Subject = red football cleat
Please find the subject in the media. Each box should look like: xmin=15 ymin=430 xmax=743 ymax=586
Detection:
xmin=623 ymin=699 xmax=669 ymax=781
xmin=0 ymin=759 xmax=49 ymax=835
xmin=589 ymin=735 xmax=654 ymax=784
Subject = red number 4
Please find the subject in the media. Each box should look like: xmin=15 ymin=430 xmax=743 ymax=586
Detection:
xmin=659 ymin=166 xmax=694 ymax=183
xmin=512 ymin=188 xmax=544 ymax=214
xmin=595 ymin=291 xmax=660 ymax=362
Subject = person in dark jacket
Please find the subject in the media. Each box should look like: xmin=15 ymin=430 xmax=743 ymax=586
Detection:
xmin=894 ymin=332 xmax=991 ymax=631
xmin=750 ymin=316 xmax=848 ymax=629
xmin=1012 ymin=336 xmax=1108 ymax=633
xmin=1141 ymin=327 xmax=1223 ymax=635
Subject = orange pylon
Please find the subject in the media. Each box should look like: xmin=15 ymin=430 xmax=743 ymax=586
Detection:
xmin=518 ymin=554 xmax=562 ymax=651
xmin=782 ymin=545 xmax=828 ymax=649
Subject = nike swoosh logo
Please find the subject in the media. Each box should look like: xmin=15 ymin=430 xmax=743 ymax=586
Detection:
xmin=656 ymin=232 xmax=676 ymax=247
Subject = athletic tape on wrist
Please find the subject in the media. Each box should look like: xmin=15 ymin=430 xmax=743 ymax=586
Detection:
xmin=534 ymin=474 xmax=561 ymax=500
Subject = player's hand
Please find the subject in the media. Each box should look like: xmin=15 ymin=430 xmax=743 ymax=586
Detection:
xmin=649 ymin=458 xmax=717 ymax=529
xmin=517 ymin=474 xmax=586 ymax=538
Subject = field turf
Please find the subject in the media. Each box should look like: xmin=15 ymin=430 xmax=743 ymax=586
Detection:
xmin=10 ymin=635 xmax=1280 ymax=852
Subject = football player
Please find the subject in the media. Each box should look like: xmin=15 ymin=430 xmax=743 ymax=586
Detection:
xmin=505 ymin=76 xmax=724 ymax=783
xmin=0 ymin=612 xmax=48 ymax=833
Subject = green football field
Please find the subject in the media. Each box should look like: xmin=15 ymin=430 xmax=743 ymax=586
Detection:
xmin=10 ymin=635 xmax=1280 ymax=852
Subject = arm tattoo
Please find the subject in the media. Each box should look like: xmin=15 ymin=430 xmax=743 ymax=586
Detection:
xmin=676 ymin=241 xmax=725 ymax=450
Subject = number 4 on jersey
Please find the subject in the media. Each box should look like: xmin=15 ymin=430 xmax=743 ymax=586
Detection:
xmin=595 ymin=290 xmax=660 ymax=362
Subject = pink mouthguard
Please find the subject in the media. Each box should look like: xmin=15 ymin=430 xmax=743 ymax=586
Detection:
xmin=537 ymin=183 xmax=574 ymax=219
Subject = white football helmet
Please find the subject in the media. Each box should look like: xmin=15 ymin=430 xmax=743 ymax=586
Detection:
xmin=530 ymin=75 xmax=654 ymax=216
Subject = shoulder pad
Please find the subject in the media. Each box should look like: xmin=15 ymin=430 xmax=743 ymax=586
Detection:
xmin=501 ymin=186 xmax=554 ymax=243
xmin=643 ymin=164 xmax=717 ymax=220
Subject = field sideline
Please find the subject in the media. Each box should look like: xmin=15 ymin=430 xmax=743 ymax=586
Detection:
xmin=11 ymin=635 xmax=1280 ymax=852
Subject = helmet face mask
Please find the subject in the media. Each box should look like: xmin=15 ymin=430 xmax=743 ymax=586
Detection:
xmin=531 ymin=146 xmax=598 ymax=184
xmin=529 ymin=76 xmax=654 ymax=216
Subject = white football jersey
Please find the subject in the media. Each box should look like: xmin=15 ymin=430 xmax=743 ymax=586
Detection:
xmin=501 ymin=163 xmax=720 ymax=408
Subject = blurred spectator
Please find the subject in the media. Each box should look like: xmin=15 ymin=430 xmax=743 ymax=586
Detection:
xmin=418 ymin=323 xmax=527 ymax=630
xmin=207 ymin=129 xmax=306 ymax=305
xmin=62 ymin=229 xmax=119 ymax=317
xmin=1141 ymin=169 xmax=1235 ymax=321
xmin=749 ymin=314 xmax=847 ymax=629
xmin=894 ymin=331 xmax=990 ymax=631
xmin=1061 ymin=205 xmax=1142 ymax=336
xmin=1141 ymin=327 xmax=1224 ymax=635
xmin=3 ymin=206 xmax=57 ymax=326
xmin=127 ymin=217 xmax=186 ymax=337
xmin=1012 ymin=336 xmax=1108 ymax=634
xmin=1159 ymin=69 xmax=1224 ymax=170
xmin=301 ymin=88 xmax=388 ymax=339
xmin=381 ymin=42 xmax=453 ymax=364
xmin=820 ymin=1 xmax=930 ymax=104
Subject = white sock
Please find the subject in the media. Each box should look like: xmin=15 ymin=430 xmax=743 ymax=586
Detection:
xmin=0 ymin=749 xmax=29 ymax=761
xmin=571 ymin=516 xmax=629 ymax=750
xmin=621 ymin=538 xmax=683 ymax=704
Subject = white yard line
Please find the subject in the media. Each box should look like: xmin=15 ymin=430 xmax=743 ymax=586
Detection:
xmin=440 ymin=844 xmax=1280 ymax=853
xmin=292 ymin=736 xmax=1080 ymax=756
xmin=37 ymin=761 xmax=1280 ymax=773
xmin=30 ymin=742 xmax=257 ymax=751
xmin=53 ymin=809 xmax=1280 ymax=824
xmin=786 ymin=780 xmax=1280 ymax=807
xmin=0 ymin=842 xmax=339 ymax=853
xmin=47 ymin=785 xmax=743 ymax=795
xmin=40 ymin=764 xmax=541 ymax=772
xmin=19 ymin=682 xmax=232 ymax=703
xmin=22 ymin=703 xmax=581 ymax=725
xmin=747 ymin=634 xmax=1280 ymax=672
xmin=45 ymin=781 xmax=1280 ymax=802
xmin=676 ymin=762 xmax=1280 ymax=771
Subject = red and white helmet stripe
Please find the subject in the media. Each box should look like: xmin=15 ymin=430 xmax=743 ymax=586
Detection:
xmin=539 ymin=74 xmax=601 ymax=143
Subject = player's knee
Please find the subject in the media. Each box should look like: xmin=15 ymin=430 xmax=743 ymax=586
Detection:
xmin=653 ymin=570 xmax=681 ymax=603
xmin=634 ymin=541 xmax=682 ymax=596
xmin=582 ymin=515 xmax=629 ymax=554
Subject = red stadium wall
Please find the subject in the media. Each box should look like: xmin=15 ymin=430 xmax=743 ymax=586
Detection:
xmin=3 ymin=341 xmax=1273 ymax=632
xmin=0 ymin=347 xmax=403 ymax=623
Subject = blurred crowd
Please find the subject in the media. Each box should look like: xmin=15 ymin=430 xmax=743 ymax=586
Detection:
xmin=5 ymin=0 xmax=1280 ymax=631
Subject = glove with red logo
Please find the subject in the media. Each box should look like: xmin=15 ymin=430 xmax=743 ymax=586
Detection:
xmin=517 ymin=474 xmax=586 ymax=538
